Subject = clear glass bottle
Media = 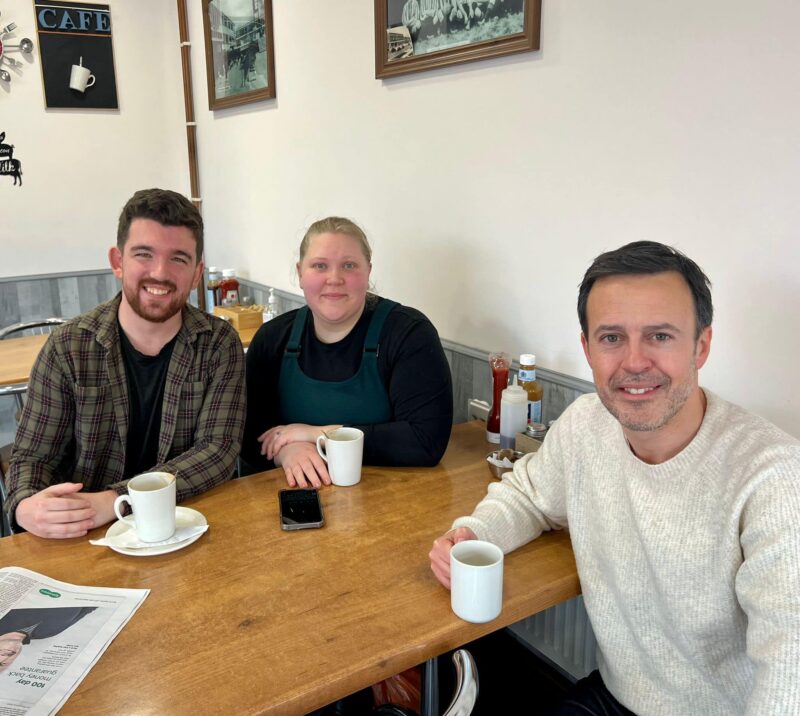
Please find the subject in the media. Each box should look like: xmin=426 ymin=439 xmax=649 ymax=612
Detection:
xmin=519 ymin=353 xmax=543 ymax=424
xmin=206 ymin=267 xmax=222 ymax=309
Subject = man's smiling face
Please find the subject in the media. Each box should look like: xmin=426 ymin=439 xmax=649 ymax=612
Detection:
xmin=110 ymin=218 xmax=203 ymax=324
xmin=581 ymin=271 xmax=711 ymax=436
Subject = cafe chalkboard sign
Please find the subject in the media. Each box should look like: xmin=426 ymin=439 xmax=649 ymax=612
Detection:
xmin=34 ymin=0 xmax=118 ymax=109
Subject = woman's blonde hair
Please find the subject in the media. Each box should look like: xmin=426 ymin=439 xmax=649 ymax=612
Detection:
xmin=299 ymin=217 xmax=372 ymax=264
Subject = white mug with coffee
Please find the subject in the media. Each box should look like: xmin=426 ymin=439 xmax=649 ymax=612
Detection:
xmin=69 ymin=56 xmax=96 ymax=92
xmin=450 ymin=540 xmax=504 ymax=623
xmin=315 ymin=427 xmax=364 ymax=487
xmin=113 ymin=472 xmax=177 ymax=542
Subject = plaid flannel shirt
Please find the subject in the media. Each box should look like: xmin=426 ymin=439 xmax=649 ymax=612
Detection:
xmin=5 ymin=294 xmax=245 ymax=530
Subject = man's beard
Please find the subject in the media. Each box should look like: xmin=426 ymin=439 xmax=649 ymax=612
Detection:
xmin=124 ymin=280 xmax=185 ymax=324
xmin=599 ymin=370 xmax=695 ymax=433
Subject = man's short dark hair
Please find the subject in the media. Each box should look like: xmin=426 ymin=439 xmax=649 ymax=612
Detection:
xmin=117 ymin=188 xmax=203 ymax=260
xmin=577 ymin=241 xmax=713 ymax=339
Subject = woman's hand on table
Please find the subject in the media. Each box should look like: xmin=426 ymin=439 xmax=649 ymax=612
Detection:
xmin=275 ymin=442 xmax=331 ymax=488
xmin=258 ymin=423 xmax=342 ymax=460
xmin=429 ymin=527 xmax=478 ymax=589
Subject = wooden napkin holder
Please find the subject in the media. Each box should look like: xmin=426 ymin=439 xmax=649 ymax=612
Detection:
xmin=213 ymin=305 xmax=264 ymax=331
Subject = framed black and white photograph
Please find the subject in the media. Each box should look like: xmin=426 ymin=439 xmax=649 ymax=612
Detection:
xmin=375 ymin=0 xmax=541 ymax=79
xmin=202 ymin=0 xmax=275 ymax=110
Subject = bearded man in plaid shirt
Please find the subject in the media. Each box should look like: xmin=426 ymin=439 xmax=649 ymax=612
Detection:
xmin=5 ymin=189 xmax=245 ymax=538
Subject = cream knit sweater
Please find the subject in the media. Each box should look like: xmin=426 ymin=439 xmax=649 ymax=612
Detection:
xmin=454 ymin=391 xmax=800 ymax=715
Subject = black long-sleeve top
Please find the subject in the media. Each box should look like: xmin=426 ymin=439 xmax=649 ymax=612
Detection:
xmin=242 ymin=298 xmax=453 ymax=473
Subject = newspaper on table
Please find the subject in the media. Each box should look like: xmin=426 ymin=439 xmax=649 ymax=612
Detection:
xmin=0 ymin=566 xmax=149 ymax=716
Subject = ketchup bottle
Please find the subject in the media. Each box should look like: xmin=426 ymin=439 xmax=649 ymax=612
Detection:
xmin=486 ymin=352 xmax=510 ymax=443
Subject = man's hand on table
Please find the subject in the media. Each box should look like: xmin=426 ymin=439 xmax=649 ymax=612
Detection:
xmin=15 ymin=484 xmax=117 ymax=538
xmin=81 ymin=489 xmax=118 ymax=529
xmin=275 ymin=442 xmax=331 ymax=488
xmin=429 ymin=526 xmax=479 ymax=589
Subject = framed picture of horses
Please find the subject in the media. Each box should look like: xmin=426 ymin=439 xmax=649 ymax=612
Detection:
xmin=202 ymin=0 xmax=276 ymax=110
xmin=375 ymin=0 xmax=541 ymax=79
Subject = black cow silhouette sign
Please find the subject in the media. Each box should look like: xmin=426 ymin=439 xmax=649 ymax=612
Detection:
xmin=0 ymin=132 xmax=23 ymax=186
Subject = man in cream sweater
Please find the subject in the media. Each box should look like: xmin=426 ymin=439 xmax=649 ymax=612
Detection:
xmin=430 ymin=242 xmax=800 ymax=715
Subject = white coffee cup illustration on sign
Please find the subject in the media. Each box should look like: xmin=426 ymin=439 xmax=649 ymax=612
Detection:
xmin=69 ymin=56 xmax=96 ymax=92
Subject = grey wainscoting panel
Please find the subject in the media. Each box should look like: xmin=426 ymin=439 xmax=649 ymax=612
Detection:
xmin=0 ymin=282 xmax=21 ymax=327
xmin=0 ymin=400 xmax=15 ymax=447
xmin=450 ymin=351 xmax=478 ymax=425
xmin=56 ymin=277 xmax=82 ymax=318
xmin=0 ymin=270 xmax=120 ymax=446
xmin=237 ymin=279 xmax=306 ymax=315
xmin=442 ymin=339 xmax=595 ymax=426
xmin=76 ymin=273 xmax=117 ymax=314
xmin=0 ymin=270 xmax=118 ymax=330
xmin=16 ymin=279 xmax=60 ymax=323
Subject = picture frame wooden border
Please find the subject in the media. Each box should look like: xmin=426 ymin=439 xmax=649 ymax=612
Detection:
xmin=375 ymin=0 xmax=541 ymax=79
xmin=202 ymin=0 xmax=276 ymax=111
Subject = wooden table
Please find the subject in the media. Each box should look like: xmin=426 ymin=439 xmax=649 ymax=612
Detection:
xmin=0 ymin=334 xmax=48 ymax=387
xmin=0 ymin=422 xmax=579 ymax=715
xmin=0 ymin=326 xmax=255 ymax=383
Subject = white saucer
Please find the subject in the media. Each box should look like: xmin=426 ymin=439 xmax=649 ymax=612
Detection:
xmin=105 ymin=507 xmax=208 ymax=557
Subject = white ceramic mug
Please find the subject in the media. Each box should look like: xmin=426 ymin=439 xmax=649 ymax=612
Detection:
xmin=315 ymin=427 xmax=364 ymax=487
xmin=113 ymin=472 xmax=176 ymax=542
xmin=69 ymin=63 xmax=96 ymax=92
xmin=450 ymin=540 xmax=504 ymax=623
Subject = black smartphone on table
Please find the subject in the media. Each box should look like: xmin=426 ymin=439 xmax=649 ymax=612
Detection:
xmin=278 ymin=488 xmax=324 ymax=530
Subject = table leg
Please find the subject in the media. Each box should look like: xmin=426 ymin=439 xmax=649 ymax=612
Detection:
xmin=422 ymin=657 xmax=438 ymax=716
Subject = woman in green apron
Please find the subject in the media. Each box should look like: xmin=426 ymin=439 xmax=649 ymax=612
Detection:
xmin=242 ymin=217 xmax=453 ymax=487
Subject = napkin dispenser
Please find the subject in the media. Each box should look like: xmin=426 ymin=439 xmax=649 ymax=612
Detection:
xmin=213 ymin=305 xmax=264 ymax=331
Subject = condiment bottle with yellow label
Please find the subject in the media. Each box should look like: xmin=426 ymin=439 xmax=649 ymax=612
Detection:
xmin=519 ymin=353 xmax=543 ymax=424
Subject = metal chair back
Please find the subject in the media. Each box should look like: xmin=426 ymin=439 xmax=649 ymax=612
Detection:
xmin=0 ymin=318 xmax=67 ymax=414
xmin=0 ymin=317 xmax=68 ymax=340
xmin=442 ymin=650 xmax=478 ymax=716
xmin=0 ymin=318 xmax=67 ymax=536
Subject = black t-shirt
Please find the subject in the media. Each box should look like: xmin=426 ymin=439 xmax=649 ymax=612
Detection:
xmin=119 ymin=326 xmax=178 ymax=479
xmin=242 ymin=297 xmax=453 ymax=472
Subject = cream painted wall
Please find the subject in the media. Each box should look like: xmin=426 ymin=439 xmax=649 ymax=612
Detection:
xmin=1 ymin=0 xmax=187 ymax=276
xmin=187 ymin=1 xmax=800 ymax=436
xmin=4 ymin=1 xmax=792 ymax=436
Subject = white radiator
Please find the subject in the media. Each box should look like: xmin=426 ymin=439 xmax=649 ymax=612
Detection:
xmin=508 ymin=596 xmax=598 ymax=682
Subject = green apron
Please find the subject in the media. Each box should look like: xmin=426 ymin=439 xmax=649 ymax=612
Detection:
xmin=277 ymin=300 xmax=397 ymax=426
